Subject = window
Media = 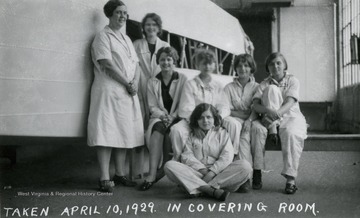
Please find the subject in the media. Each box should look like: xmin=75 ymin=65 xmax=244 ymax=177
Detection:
xmin=340 ymin=0 xmax=360 ymax=87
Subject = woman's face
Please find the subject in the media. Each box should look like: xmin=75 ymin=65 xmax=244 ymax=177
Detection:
xmin=236 ymin=60 xmax=252 ymax=80
xmin=197 ymin=109 xmax=214 ymax=131
xmin=109 ymin=5 xmax=127 ymax=28
xmin=144 ymin=18 xmax=159 ymax=38
xmin=158 ymin=53 xmax=175 ymax=73
xmin=197 ymin=60 xmax=216 ymax=75
xmin=268 ymin=56 xmax=286 ymax=80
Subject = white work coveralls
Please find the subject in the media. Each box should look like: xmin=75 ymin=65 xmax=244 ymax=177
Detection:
xmin=224 ymin=77 xmax=260 ymax=168
xmin=169 ymin=76 xmax=241 ymax=160
xmin=165 ymin=128 xmax=252 ymax=195
xmin=252 ymin=73 xmax=307 ymax=178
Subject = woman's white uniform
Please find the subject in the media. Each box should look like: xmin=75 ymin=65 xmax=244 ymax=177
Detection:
xmin=169 ymin=76 xmax=241 ymax=161
xmin=224 ymin=77 xmax=260 ymax=168
xmin=133 ymin=38 xmax=170 ymax=128
xmin=251 ymin=73 xmax=307 ymax=178
xmin=88 ymin=26 xmax=144 ymax=148
xmin=165 ymin=128 xmax=252 ymax=195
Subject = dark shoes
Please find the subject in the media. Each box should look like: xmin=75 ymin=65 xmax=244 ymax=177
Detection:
xmin=285 ymin=183 xmax=298 ymax=194
xmin=268 ymin=133 xmax=279 ymax=145
xmin=98 ymin=180 xmax=114 ymax=192
xmin=237 ymin=179 xmax=251 ymax=193
xmin=139 ymin=168 xmax=166 ymax=191
xmin=218 ymin=190 xmax=231 ymax=201
xmin=113 ymin=175 xmax=137 ymax=187
xmin=155 ymin=168 xmax=165 ymax=182
xmin=252 ymin=169 xmax=263 ymax=190
xmin=266 ymin=133 xmax=280 ymax=150
xmin=139 ymin=180 xmax=155 ymax=191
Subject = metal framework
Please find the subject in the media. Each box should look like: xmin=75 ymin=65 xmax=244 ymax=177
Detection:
xmin=172 ymin=35 xmax=237 ymax=75
xmin=340 ymin=0 xmax=360 ymax=88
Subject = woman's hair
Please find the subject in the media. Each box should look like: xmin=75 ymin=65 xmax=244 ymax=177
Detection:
xmin=103 ymin=0 xmax=126 ymax=18
xmin=189 ymin=103 xmax=222 ymax=130
xmin=141 ymin=13 xmax=163 ymax=37
xmin=265 ymin=52 xmax=288 ymax=72
xmin=234 ymin=54 xmax=257 ymax=74
xmin=194 ymin=49 xmax=216 ymax=66
xmin=156 ymin=46 xmax=179 ymax=65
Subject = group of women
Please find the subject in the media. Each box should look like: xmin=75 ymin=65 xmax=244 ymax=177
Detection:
xmin=87 ymin=0 xmax=307 ymax=201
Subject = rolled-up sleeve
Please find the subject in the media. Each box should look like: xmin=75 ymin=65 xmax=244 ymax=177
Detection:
xmin=285 ymin=77 xmax=300 ymax=102
xmin=92 ymin=32 xmax=112 ymax=61
xmin=208 ymin=131 xmax=234 ymax=174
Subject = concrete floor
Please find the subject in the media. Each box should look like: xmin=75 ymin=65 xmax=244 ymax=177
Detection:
xmin=1 ymin=145 xmax=360 ymax=218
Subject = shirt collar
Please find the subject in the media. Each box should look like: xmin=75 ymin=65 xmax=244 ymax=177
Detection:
xmin=104 ymin=25 xmax=128 ymax=43
xmin=267 ymin=72 xmax=289 ymax=87
xmin=233 ymin=76 xmax=255 ymax=88
xmin=194 ymin=75 xmax=216 ymax=91
xmin=155 ymin=71 xmax=179 ymax=81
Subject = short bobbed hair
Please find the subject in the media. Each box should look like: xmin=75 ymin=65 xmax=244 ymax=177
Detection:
xmin=141 ymin=13 xmax=163 ymax=37
xmin=189 ymin=103 xmax=222 ymax=130
xmin=234 ymin=54 xmax=257 ymax=74
xmin=156 ymin=46 xmax=179 ymax=65
xmin=103 ymin=0 xmax=126 ymax=18
xmin=194 ymin=49 xmax=216 ymax=66
xmin=265 ymin=52 xmax=288 ymax=72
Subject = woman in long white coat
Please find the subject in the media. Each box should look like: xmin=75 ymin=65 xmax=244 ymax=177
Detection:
xmin=251 ymin=52 xmax=307 ymax=194
xmin=140 ymin=47 xmax=187 ymax=191
xmin=133 ymin=13 xmax=170 ymax=128
xmin=87 ymin=0 xmax=144 ymax=192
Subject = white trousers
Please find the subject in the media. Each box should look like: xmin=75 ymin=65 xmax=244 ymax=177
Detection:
xmin=251 ymin=85 xmax=307 ymax=177
xmin=169 ymin=117 xmax=242 ymax=161
xmin=164 ymin=160 xmax=252 ymax=194
xmin=222 ymin=117 xmax=254 ymax=166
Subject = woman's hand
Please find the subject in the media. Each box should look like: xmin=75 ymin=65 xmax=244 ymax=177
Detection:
xmin=203 ymin=171 xmax=216 ymax=183
xmin=130 ymin=79 xmax=138 ymax=92
xmin=161 ymin=115 xmax=175 ymax=127
xmin=126 ymin=81 xmax=137 ymax=96
xmin=165 ymin=115 xmax=175 ymax=125
xmin=266 ymin=108 xmax=280 ymax=121
xmin=159 ymin=115 xmax=167 ymax=122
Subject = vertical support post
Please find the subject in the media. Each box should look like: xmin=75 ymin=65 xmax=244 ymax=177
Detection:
xmin=228 ymin=54 xmax=235 ymax=76
xmin=180 ymin=37 xmax=188 ymax=68
xmin=215 ymin=48 xmax=219 ymax=74
xmin=187 ymin=40 xmax=194 ymax=69
xmin=271 ymin=8 xmax=280 ymax=52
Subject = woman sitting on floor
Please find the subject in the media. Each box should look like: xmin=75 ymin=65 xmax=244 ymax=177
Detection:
xmin=164 ymin=103 xmax=252 ymax=201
